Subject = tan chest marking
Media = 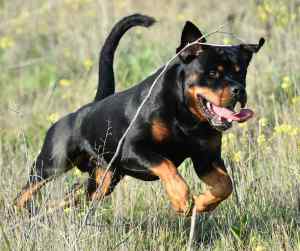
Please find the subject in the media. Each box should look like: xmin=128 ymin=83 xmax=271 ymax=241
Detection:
xmin=151 ymin=120 xmax=171 ymax=143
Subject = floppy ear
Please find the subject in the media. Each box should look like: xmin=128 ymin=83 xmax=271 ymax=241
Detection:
xmin=240 ymin=37 xmax=265 ymax=63
xmin=176 ymin=21 xmax=207 ymax=63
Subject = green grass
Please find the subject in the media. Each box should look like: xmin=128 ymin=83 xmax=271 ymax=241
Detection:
xmin=1 ymin=0 xmax=300 ymax=250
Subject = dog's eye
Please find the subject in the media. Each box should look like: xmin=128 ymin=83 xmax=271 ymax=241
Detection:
xmin=208 ymin=70 xmax=219 ymax=79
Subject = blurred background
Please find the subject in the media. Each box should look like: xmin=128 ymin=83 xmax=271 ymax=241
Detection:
xmin=0 ymin=0 xmax=300 ymax=250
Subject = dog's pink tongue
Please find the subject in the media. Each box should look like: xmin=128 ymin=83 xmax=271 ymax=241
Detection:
xmin=211 ymin=104 xmax=254 ymax=122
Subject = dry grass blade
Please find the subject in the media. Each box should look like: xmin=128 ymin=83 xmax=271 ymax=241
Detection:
xmin=187 ymin=206 xmax=197 ymax=251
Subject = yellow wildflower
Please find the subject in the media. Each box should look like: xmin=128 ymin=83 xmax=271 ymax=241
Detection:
xmin=274 ymin=123 xmax=291 ymax=134
xmin=238 ymin=122 xmax=248 ymax=129
xmin=274 ymin=123 xmax=300 ymax=136
xmin=227 ymin=133 xmax=235 ymax=141
xmin=290 ymin=128 xmax=300 ymax=137
xmin=233 ymin=151 xmax=242 ymax=163
xmin=255 ymin=245 xmax=266 ymax=251
xmin=83 ymin=58 xmax=93 ymax=71
xmin=264 ymin=2 xmax=272 ymax=13
xmin=47 ymin=113 xmax=59 ymax=123
xmin=257 ymin=134 xmax=266 ymax=146
xmin=257 ymin=6 xmax=268 ymax=23
xmin=64 ymin=207 xmax=71 ymax=214
xmin=59 ymin=79 xmax=72 ymax=87
xmin=0 ymin=36 xmax=15 ymax=49
xmin=222 ymin=133 xmax=235 ymax=150
xmin=292 ymin=96 xmax=300 ymax=105
xmin=282 ymin=76 xmax=290 ymax=83
xmin=281 ymin=76 xmax=292 ymax=91
xmin=78 ymin=189 xmax=84 ymax=196
xmin=258 ymin=117 xmax=268 ymax=128
xmin=73 ymin=168 xmax=82 ymax=178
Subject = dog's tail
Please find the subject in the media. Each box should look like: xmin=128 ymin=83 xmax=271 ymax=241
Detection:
xmin=94 ymin=14 xmax=156 ymax=101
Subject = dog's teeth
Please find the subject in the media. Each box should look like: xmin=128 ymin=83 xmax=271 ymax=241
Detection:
xmin=206 ymin=102 xmax=211 ymax=109
xmin=228 ymin=118 xmax=233 ymax=122
xmin=235 ymin=102 xmax=242 ymax=112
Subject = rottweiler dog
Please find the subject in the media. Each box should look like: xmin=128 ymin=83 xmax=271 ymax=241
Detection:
xmin=15 ymin=14 xmax=264 ymax=216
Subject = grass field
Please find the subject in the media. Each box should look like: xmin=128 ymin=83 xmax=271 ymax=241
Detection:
xmin=0 ymin=0 xmax=300 ymax=250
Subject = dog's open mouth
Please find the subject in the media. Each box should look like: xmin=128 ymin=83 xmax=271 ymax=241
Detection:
xmin=198 ymin=95 xmax=254 ymax=131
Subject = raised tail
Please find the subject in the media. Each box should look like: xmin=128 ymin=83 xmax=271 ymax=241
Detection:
xmin=95 ymin=14 xmax=156 ymax=101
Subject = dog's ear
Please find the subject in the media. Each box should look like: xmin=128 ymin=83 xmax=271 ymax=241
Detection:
xmin=177 ymin=21 xmax=206 ymax=50
xmin=177 ymin=21 xmax=207 ymax=63
xmin=240 ymin=37 xmax=265 ymax=63
xmin=241 ymin=37 xmax=265 ymax=53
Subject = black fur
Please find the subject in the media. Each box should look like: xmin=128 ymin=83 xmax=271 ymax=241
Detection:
xmin=15 ymin=14 xmax=264 ymax=212
xmin=95 ymin=14 xmax=156 ymax=101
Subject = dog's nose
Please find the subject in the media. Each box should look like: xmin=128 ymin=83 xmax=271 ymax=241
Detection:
xmin=230 ymin=84 xmax=247 ymax=106
xmin=231 ymin=85 xmax=245 ymax=98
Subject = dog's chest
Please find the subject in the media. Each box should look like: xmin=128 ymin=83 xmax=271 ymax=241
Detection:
xmin=150 ymin=119 xmax=172 ymax=143
xmin=149 ymin=119 xmax=220 ymax=154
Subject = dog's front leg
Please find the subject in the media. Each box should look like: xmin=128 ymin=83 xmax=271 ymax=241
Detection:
xmin=123 ymin=139 xmax=193 ymax=215
xmin=191 ymin=158 xmax=233 ymax=213
xmin=150 ymin=159 xmax=193 ymax=215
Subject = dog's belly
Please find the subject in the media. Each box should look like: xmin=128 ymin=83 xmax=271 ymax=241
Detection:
xmin=121 ymin=166 xmax=159 ymax=181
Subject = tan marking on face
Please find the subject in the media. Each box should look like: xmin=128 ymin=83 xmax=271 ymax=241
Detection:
xmin=234 ymin=65 xmax=240 ymax=72
xmin=151 ymin=120 xmax=171 ymax=143
xmin=150 ymin=159 xmax=191 ymax=214
xmin=188 ymin=73 xmax=199 ymax=82
xmin=186 ymin=86 xmax=209 ymax=121
xmin=186 ymin=85 xmax=234 ymax=121
xmin=219 ymin=85 xmax=233 ymax=107
xmin=217 ymin=65 xmax=224 ymax=72
xmin=194 ymin=163 xmax=233 ymax=213
xmin=198 ymin=84 xmax=233 ymax=107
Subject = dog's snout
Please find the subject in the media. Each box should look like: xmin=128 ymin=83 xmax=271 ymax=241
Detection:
xmin=231 ymin=86 xmax=240 ymax=96
xmin=230 ymin=84 xmax=247 ymax=107
xmin=230 ymin=85 xmax=244 ymax=98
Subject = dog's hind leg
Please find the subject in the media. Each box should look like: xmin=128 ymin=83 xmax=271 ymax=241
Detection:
xmin=14 ymin=155 xmax=58 ymax=211
xmin=44 ymin=169 xmax=119 ymax=211
xmin=87 ymin=167 xmax=123 ymax=201
xmin=15 ymin=130 xmax=73 ymax=211
xmin=48 ymin=167 xmax=124 ymax=211
xmin=78 ymin=142 xmax=124 ymax=201
xmin=45 ymin=182 xmax=85 ymax=210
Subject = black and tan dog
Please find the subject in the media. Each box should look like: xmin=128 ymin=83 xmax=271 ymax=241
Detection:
xmin=15 ymin=14 xmax=264 ymax=215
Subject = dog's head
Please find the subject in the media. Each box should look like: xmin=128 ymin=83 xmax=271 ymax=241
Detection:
xmin=177 ymin=21 xmax=264 ymax=131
